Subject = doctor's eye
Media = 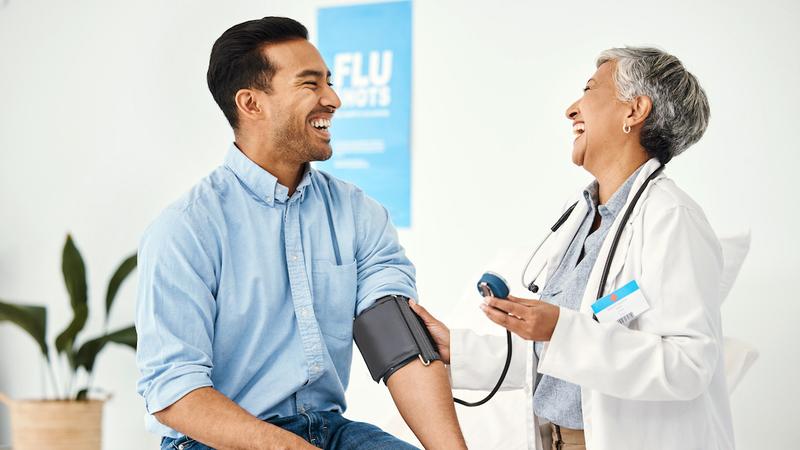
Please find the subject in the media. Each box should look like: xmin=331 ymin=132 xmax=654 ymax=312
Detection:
xmin=583 ymin=86 xmax=590 ymax=92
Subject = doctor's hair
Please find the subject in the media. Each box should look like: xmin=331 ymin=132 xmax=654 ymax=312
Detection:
xmin=207 ymin=17 xmax=309 ymax=129
xmin=597 ymin=47 xmax=710 ymax=164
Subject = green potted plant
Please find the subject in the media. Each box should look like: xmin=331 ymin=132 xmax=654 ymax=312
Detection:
xmin=0 ymin=234 xmax=137 ymax=450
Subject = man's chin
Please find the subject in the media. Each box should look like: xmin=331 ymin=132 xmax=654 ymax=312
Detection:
xmin=310 ymin=145 xmax=333 ymax=162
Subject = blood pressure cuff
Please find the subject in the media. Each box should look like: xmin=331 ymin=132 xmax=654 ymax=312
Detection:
xmin=353 ymin=295 xmax=441 ymax=384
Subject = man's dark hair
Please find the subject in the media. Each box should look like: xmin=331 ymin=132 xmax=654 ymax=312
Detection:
xmin=207 ymin=17 xmax=309 ymax=129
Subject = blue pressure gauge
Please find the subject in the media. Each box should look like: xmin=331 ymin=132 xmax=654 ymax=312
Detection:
xmin=476 ymin=271 xmax=510 ymax=299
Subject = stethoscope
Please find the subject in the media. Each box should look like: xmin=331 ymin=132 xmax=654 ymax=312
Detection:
xmin=453 ymin=164 xmax=664 ymax=407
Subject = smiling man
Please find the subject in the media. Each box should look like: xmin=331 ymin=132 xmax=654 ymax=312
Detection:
xmin=135 ymin=17 xmax=466 ymax=450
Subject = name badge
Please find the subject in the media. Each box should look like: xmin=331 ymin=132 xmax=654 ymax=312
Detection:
xmin=591 ymin=280 xmax=650 ymax=325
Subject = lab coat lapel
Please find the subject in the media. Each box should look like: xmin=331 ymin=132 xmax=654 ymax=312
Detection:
xmin=579 ymin=158 xmax=664 ymax=313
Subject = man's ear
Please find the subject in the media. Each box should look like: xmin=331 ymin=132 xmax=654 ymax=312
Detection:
xmin=626 ymin=95 xmax=653 ymax=128
xmin=234 ymin=88 xmax=264 ymax=124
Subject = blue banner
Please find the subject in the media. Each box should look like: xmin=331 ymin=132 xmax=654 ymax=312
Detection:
xmin=316 ymin=1 xmax=412 ymax=227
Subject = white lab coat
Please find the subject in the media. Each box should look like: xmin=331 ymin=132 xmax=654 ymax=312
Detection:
xmin=449 ymin=158 xmax=735 ymax=450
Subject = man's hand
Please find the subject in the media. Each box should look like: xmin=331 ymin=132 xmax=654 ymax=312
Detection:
xmin=480 ymin=295 xmax=560 ymax=341
xmin=408 ymin=299 xmax=451 ymax=364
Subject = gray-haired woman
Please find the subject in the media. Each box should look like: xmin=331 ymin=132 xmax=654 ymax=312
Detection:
xmin=411 ymin=47 xmax=735 ymax=450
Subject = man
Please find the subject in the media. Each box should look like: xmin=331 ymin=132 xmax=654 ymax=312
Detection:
xmin=135 ymin=17 xmax=466 ymax=450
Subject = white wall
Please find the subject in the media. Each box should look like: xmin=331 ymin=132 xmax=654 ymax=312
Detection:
xmin=1 ymin=0 xmax=798 ymax=448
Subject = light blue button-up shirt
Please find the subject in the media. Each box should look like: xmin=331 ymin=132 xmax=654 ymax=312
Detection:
xmin=135 ymin=145 xmax=417 ymax=438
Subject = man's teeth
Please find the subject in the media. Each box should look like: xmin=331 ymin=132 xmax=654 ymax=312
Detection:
xmin=311 ymin=118 xmax=331 ymax=130
xmin=572 ymin=123 xmax=585 ymax=136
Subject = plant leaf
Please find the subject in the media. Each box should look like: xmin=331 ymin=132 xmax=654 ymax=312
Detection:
xmin=55 ymin=234 xmax=89 ymax=367
xmin=105 ymin=254 xmax=137 ymax=321
xmin=76 ymin=388 xmax=89 ymax=401
xmin=75 ymin=325 xmax=137 ymax=373
xmin=0 ymin=301 xmax=49 ymax=358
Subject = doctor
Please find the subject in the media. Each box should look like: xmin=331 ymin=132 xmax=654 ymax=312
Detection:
xmin=410 ymin=47 xmax=735 ymax=450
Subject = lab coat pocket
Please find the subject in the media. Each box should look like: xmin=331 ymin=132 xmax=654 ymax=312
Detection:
xmin=312 ymin=259 xmax=358 ymax=340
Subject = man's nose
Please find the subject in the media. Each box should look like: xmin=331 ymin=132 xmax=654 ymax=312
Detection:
xmin=322 ymin=85 xmax=342 ymax=110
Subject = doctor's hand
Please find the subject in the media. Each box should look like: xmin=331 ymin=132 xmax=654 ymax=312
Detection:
xmin=408 ymin=300 xmax=451 ymax=364
xmin=480 ymin=295 xmax=560 ymax=341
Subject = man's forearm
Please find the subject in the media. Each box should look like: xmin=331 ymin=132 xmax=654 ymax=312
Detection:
xmin=387 ymin=359 xmax=467 ymax=450
xmin=153 ymin=387 xmax=313 ymax=450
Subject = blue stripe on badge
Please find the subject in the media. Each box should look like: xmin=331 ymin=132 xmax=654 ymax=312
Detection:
xmin=591 ymin=280 xmax=640 ymax=314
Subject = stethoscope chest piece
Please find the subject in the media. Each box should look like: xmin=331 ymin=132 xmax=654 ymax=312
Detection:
xmin=477 ymin=271 xmax=510 ymax=299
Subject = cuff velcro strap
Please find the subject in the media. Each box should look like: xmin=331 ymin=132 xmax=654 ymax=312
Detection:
xmin=353 ymin=295 xmax=441 ymax=384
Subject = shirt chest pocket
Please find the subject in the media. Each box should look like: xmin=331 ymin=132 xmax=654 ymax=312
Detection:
xmin=311 ymin=259 xmax=358 ymax=340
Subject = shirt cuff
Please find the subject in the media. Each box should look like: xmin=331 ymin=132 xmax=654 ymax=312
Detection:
xmin=143 ymin=369 xmax=213 ymax=414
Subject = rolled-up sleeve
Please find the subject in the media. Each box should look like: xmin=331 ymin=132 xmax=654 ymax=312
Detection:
xmin=351 ymin=189 xmax=417 ymax=315
xmin=135 ymin=208 xmax=218 ymax=414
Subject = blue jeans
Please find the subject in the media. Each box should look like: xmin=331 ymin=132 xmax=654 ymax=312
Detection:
xmin=160 ymin=411 xmax=419 ymax=450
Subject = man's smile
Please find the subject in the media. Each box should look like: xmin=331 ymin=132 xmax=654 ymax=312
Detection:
xmin=308 ymin=116 xmax=332 ymax=139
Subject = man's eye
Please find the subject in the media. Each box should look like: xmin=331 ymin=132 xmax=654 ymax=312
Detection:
xmin=583 ymin=86 xmax=590 ymax=92
xmin=303 ymin=81 xmax=318 ymax=87
xmin=327 ymin=82 xmax=334 ymax=87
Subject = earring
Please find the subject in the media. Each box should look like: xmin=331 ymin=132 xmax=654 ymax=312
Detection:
xmin=623 ymin=122 xmax=631 ymax=134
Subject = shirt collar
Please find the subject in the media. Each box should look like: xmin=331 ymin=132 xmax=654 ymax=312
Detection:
xmin=582 ymin=164 xmax=645 ymax=217
xmin=223 ymin=143 xmax=313 ymax=206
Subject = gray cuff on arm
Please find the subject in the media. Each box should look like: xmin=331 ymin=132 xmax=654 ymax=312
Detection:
xmin=353 ymin=295 xmax=441 ymax=384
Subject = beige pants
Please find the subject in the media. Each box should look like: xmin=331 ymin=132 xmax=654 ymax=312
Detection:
xmin=548 ymin=423 xmax=585 ymax=450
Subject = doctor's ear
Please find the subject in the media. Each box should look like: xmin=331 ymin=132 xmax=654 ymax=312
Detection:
xmin=234 ymin=88 xmax=264 ymax=122
xmin=625 ymin=95 xmax=653 ymax=129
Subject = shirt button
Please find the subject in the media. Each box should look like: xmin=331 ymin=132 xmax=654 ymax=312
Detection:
xmin=300 ymin=307 xmax=310 ymax=318
xmin=292 ymin=254 xmax=299 ymax=261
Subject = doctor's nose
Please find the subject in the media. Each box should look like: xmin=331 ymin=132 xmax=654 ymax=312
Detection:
xmin=565 ymin=100 xmax=580 ymax=120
